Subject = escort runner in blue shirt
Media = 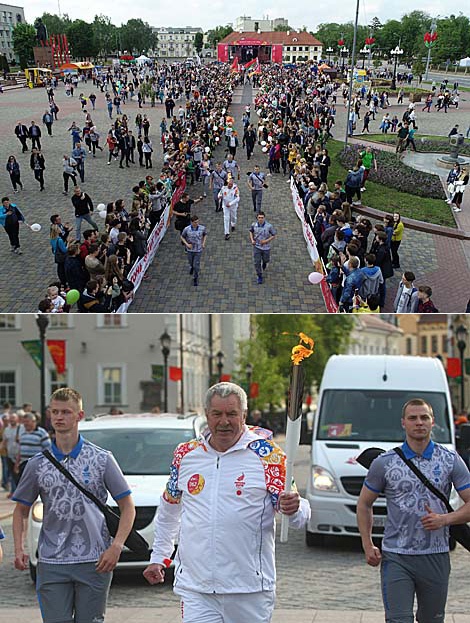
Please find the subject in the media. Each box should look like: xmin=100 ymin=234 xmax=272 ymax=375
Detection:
xmin=249 ymin=211 xmax=276 ymax=284
xmin=181 ymin=215 xmax=207 ymax=287
xmin=357 ymin=398 xmax=470 ymax=623
xmin=12 ymin=387 xmax=135 ymax=623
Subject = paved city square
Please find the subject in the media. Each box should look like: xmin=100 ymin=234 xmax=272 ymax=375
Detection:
xmin=0 ymin=73 xmax=469 ymax=312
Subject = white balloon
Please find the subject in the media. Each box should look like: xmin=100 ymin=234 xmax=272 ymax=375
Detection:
xmin=205 ymin=146 xmax=210 ymax=153
xmin=97 ymin=203 xmax=106 ymax=211
xmin=99 ymin=210 xmax=107 ymax=219
xmin=215 ymin=137 xmax=220 ymax=142
xmin=30 ymin=223 xmax=41 ymax=232
xmin=261 ymin=140 xmax=267 ymax=146
xmin=262 ymin=147 xmax=268 ymax=153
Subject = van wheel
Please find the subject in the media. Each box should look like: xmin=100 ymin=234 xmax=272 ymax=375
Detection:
xmin=449 ymin=537 xmax=457 ymax=551
xmin=29 ymin=562 xmax=37 ymax=583
xmin=306 ymin=531 xmax=325 ymax=547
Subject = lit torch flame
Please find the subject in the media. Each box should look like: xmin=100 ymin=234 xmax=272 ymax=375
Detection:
xmin=282 ymin=332 xmax=315 ymax=366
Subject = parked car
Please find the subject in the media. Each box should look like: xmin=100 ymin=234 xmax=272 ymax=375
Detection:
xmin=27 ymin=412 xmax=207 ymax=581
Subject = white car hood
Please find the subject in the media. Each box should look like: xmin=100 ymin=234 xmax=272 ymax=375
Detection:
xmin=106 ymin=474 xmax=168 ymax=507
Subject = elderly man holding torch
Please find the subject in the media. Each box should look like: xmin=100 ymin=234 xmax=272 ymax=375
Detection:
xmin=144 ymin=380 xmax=310 ymax=623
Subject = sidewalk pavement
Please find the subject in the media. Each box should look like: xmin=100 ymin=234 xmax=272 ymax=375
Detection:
xmin=0 ymin=489 xmax=14 ymax=520
xmin=1 ymin=608 xmax=470 ymax=623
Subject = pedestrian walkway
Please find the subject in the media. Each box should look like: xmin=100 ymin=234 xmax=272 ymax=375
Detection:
xmin=131 ymin=82 xmax=326 ymax=312
xmin=1 ymin=607 xmax=470 ymax=623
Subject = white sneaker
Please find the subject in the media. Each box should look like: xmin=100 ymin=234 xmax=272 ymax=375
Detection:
xmin=453 ymin=207 xmax=462 ymax=212
xmin=353 ymin=200 xmax=362 ymax=205
xmin=361 ymin=187 xmax=366 ymax=192
xmin=445 ymin=199 xmax=452 ymax=204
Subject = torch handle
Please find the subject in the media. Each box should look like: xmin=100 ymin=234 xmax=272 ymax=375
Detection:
xmin=280 ymin=416 xmax=302 ymax=543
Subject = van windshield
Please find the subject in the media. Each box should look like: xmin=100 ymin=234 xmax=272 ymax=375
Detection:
xmin=317 ymin=391 xmax=451 ymax=443
xmin=81 ymin=428 xmax=195 ymax=475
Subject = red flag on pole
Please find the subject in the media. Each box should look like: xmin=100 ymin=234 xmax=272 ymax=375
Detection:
xmin=447 ymin=358 xmax=461 ymax=378
xmin=249 ymin=382 xmax=259 ymax=398
xmin=221 ymin=374 xmax=232 ymax=382
xmin=169 ymin=366 xmax=182 ymax=381
xmin=46 ymin=340 xmax=66 ymax=374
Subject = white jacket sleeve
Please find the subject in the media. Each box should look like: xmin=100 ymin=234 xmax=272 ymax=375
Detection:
xmin=287 ymin=496 xmax=311 ymax=529
xmin=149 ymin=494 xmax=182 ymax=565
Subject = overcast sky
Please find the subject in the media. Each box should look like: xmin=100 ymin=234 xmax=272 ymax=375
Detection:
xmin=22 ymin=0 xmax=454 ymax=30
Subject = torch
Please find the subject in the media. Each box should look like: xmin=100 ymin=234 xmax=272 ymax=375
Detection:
xmin=280 ymin=332 xmax=314 ymax=543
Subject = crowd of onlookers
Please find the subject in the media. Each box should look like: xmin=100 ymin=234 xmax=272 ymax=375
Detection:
xmin=34 ymin=62 xmax=241 ymax=312
xmin=252 ymin=64 xmax=441 ymax=313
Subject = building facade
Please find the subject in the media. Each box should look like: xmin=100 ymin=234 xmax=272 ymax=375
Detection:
xmin=234 ymin=16 xmax=289 ymax=32
xmin=152 ymin=26 xmax=203 ymax=59
xmin=348 ymin=315 xmax=403 ymax=355
xmin=218 ymin=30 xmax=323 ymax=65
xmin=0 ymin=314 xmax=249 ymax=416
xmin=0 ymin=3 xmax=25 ymax=63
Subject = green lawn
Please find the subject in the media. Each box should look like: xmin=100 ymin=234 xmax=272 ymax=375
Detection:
xmin=327 ymin=140 xmax=456 ymax=228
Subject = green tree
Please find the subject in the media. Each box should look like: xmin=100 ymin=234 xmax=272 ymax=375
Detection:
xmin=400 ymin=11 xmax=430 ymax=61
xmin=194 ymin=32 xmax=203 ymax=54
xmin=274 ymin=24 xmax=290 ymax=32
xmin=235 ymin=315 xmax=354 ymax=411
xmin=67 ymin=19 xmax=97 ymax=59
xmin=12 ymin=22 xmax=36 ymax=69
xmin=92 ymin=15 xmax=117 ymax=60
xmin=433 ymin=15 xmax=470 ymax=63
xmin=38 ymin=12 xmax=71 ymax=36
xmin=120 ymin=18 xmax=156 ymax=55
xmin=207 ymin=25 xmax=233 ymax=48
xmin=369 ymin=17 xmax=383 ymax=33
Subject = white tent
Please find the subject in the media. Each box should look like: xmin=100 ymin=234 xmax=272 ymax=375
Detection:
xmin=136 ymin=54 xmax=151 ymax=65
xmin=459 ymin=57 xmax=470 ymax=67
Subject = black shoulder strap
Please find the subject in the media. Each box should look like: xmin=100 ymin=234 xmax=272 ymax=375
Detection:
xmin=43 ymin=449 xmax=107 ymax=513
xmin=393 ymin=446 xmax=453 ymax=512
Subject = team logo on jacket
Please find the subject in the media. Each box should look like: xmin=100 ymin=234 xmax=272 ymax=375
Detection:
xmin=187 ymin=473 xmax=205 ymax=495
xmin=235 ymin=473 xmax=246 ymax=496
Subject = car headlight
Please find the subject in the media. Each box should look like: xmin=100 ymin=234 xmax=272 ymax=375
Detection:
xmin=312 ymin=465 xmax=339 ymax=492
xmin=31 ymin=501 xmax=44 ymax=522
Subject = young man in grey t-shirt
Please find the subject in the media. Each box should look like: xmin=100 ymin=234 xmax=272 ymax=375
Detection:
xmin=357 ymin=398 xmax=470 ymax=623
xmin=13 ymin=387 xmax=135 ymax=623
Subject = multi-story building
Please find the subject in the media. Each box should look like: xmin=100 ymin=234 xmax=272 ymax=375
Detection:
xmin=234 ymin=16 xmax=289 ymax=33
xmin=218 ymin=30 xmax=323 ymax=64
xmin=152 ymin=26 xmax=203 ymax=59
xmin=348 ymin=315 xmax=403 ymax=356
xmin=0 ymin=314 xmax=249 ymax=416
xmin=0 ymin=3 xmax=25 ymax=63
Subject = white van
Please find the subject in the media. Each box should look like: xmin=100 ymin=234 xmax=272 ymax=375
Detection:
xmin=305 ymin=355 xmax=456 ymax=546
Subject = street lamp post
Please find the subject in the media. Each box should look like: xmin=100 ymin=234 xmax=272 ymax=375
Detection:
xmin=456 ymin=325 xmax=468 ymax=413
xmin=326 ymin=46 xmax=333 ymax=64
xmin=425 ymin=20 xmax=437 ymax=81
xmin=216 ymin=351 xmax=224 ymax=382
xmin=390 ymin=42 xmax=403 ymax=90
xmin=35 ymin=314 xmax=49 ymax=429
xmin=160 ymin=329 xmax=171 ymax=412
xmin=341 ymin=47 xmax=349 ymax=73
xmin=245 ymin=362 xmax=253 ymax=418
xmin=360 ymin=47 xmax=368 ymax=69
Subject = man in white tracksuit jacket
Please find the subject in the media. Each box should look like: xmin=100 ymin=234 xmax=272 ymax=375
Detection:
xmin=218 ymin=179 xmax=240 ymax=240
xmin=144 ymin=382 xmax=310 ymax=623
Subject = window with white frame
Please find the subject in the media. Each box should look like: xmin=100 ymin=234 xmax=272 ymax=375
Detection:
xmin=96 ymin=314 xmax=127 ymax=328
xmin=48 ymin=315 xmax=72 ymax=329
xmin=48 ymin=366 xmax=71 ymax=396
xmin=0 ymin=370 xmax=16 ymax=404
xmin=0 ymin=314 xmax=18 ymax=329
xmin=98 ymin=365 xmax=126 ymax=405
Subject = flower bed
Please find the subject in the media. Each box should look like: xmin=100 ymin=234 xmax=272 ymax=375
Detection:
xmin=339 ymin=143 xmax=446 ymax=199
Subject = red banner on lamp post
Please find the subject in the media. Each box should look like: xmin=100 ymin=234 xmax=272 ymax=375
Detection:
xmin=249 ymin=382 xmax=259 ymax=398
xmin=169 ymin=366 xmax=182 ymax=382
xmin=447 ymin=357 xmax=461 ymax=378
xmin=46 ymin=340 xmax=66 ymax=374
